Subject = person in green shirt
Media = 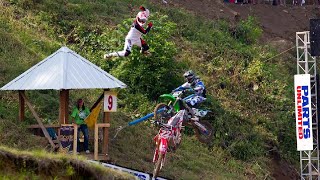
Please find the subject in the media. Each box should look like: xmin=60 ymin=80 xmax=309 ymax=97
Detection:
xmin=71 ymin=98 xmax=90 ymax=154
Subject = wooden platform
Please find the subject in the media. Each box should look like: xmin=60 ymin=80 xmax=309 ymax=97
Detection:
xmin=76 ymin=152 xmax=109 ymax=161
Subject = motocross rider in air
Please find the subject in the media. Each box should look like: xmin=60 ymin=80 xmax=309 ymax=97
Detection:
xmin=173 ymin=70 xmax=206 ymax=120
xmin=104 ymin=6 xmax=153 ymax=59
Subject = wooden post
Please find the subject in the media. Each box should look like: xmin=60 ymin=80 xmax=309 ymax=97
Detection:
xmin=65 ymin=90 xmax=69 ymax=124
xmin=73 ymin=124 xmax=78 ymax=156
xmin=102 ymin=90 xmax=111 ymax=156
xmin=59 ymin=90 xmax=69 ymax=124
xmin=20 ymin=93 xmax=56 ymax=149
xmin=94 ymin=123 xmax=110 ymax=160
xmin=94 ymin=124 xmax=99 ymax=160
xmin=18 ymin=90 xmax=25 ymax=121
xmin=102 ymin=112 xmax=110 ymax=156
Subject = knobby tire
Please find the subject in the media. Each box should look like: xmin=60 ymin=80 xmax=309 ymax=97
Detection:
xmin=153 ymin=153 xmax=164 ymax=179
xmin=154 ymin=103 xmax=173 ymax=124
xmin=193 ymin=120 xmax=214 ymax=144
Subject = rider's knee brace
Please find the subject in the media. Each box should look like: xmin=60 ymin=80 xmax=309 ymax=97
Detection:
xmin=124 ymin=50 xmax=131 ymax=57
xmin=141 ymin=44 xmax=149 ymax=52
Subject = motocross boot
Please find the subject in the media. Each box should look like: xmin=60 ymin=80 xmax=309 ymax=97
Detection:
xmin=190 ymin=116 xmax=199 ymax=121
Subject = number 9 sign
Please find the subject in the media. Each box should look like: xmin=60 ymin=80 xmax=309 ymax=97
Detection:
xmin=104 ymin=91 xmax=117 ymax=112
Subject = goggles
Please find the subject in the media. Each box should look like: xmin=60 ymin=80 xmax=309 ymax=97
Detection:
xmin=138 ymin=17 xmax=147 ymax=23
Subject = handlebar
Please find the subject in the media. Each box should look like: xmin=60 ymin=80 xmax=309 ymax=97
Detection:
xmin=171 ymin=91 xmax=195 ymax=104
xmin=172 ymin=89 xmax=195 ymax=98
xmin=150 ymin=120 xmax=173 ymax=129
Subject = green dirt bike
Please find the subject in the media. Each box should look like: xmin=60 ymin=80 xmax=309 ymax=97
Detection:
xmin=154 ymin=90 xmax=214 ymax=144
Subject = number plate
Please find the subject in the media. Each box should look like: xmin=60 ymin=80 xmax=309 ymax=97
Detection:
xmin=104 ymin=91 xmax=117 ymax=112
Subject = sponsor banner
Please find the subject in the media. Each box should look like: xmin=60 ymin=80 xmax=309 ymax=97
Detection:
xmin=294 ymin=74 xmax=313 ymax=151
xmin=59 ymin=126 xmax=74 ymax=153
xmin=88 ymin=160 xmax=167 ymax=180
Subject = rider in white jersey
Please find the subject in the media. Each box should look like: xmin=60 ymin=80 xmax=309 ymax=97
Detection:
xmin=104 ymin=6 xmax=153 ymax=59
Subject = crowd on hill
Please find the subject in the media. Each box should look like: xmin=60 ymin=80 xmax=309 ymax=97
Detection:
xmin=162 ymin=0 xmax=319 ymax=5
xmin=224 ymin=0 xmax=320 ymax=5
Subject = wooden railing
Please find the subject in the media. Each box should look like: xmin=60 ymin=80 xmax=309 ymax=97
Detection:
xmin=28 ymin=123 xmax=110 ymax=160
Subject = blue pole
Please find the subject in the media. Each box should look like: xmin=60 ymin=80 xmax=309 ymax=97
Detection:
xmin=128 ymin=112 xmax=154 ymax=126
xmin=128 ymin=108 xmax=165 ymax=126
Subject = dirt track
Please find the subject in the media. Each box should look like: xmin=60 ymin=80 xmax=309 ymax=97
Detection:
xmin=155 ymin=0 xmax=320 ymax=42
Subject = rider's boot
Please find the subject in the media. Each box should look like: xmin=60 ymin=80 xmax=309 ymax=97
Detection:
xmin=190 ymin=116 xmax=199 ymax=121
xmin=185 ymin=105 xmax=195 ymax=118
xmin=191 ymin=116 xmax=203 ymax=131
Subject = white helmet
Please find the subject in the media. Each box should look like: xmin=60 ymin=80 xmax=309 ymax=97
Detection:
xmin=183 ymin=70 xmax=196 ymax=84
xmin=136 ymin=9 xmax=149 ymax=26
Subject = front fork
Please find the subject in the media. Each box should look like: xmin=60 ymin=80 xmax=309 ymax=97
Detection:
xmin=153 ymin=135 xmax=168 ymax=163
xmin=179 ymin=99 xmax=195 ymax=118
xmin=180 ymin=100 xmax=208 ymax=134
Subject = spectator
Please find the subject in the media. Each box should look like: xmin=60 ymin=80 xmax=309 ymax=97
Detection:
xmin=70 ymin=98 xmax=90 ymax=154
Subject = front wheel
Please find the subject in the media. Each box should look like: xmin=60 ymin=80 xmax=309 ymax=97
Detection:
xmin=153 ymin=153 xmax=164 ymax=179
xmin=154 ymin=103 xmax=174 ymax=124
xmin=193 ymin=121 xmax=214 ymax=144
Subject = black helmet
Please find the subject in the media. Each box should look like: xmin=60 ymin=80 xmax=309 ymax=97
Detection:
xmin=183 ymin=70 xmax=196 ymax=84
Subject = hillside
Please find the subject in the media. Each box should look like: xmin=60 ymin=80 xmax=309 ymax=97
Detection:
xmin=0 ymin=0 xmax=317 ymax=179
xmin=0 ymin=146 xmax=134 ymax=179
xmin=161 ymin=1 xmax=318 ymax=179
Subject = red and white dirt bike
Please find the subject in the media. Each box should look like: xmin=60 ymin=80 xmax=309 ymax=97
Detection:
xmin=152 ymin=90 xmax=214 ymax=178
xmin=154 ymin=90 xmax=214 ymax=144
xmin=152 ymin=109 xmax=186 ymax=178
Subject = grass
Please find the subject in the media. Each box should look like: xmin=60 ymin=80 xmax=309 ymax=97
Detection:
xmin=0 ymin=145 xmax=135 ymax=180
xmin=108 ymin=112 xmax=266 ymax=179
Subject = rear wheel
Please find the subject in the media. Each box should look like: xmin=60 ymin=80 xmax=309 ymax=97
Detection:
xmin=193 ymin=121 xmax=214 ymax=144
xmin=154 ymin=103 xmax=174 ymax=124
xmin=153 ymin=153 xmax=164 ymax=179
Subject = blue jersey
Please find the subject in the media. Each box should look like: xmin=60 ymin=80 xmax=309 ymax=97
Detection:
xmin=174 ymin=78 xmax=206 ymax=97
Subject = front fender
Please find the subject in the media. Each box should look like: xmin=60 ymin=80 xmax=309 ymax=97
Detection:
xmin=159 ymin=94 xmax=176 ymax=102
xmin=159 ymin=138 xmax=168 ymax=154
xmin=159 ymin=94 xmax=180 ymax=112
